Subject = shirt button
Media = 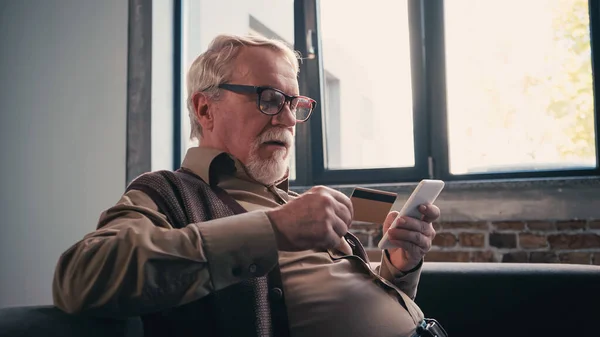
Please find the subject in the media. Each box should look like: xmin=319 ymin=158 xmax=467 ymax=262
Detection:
xmin=249 ymin=263 xmax=258 ymax=274
xmin=270 ymin=287 xmax=283 ymax=299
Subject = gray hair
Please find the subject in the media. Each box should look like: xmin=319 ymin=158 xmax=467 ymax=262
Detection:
xmin=186 ymin=34 xmax=302 ymax=140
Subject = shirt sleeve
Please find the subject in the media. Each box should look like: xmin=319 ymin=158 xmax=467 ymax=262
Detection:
xmin=376 ymin=250 xmax=423 ymax=300
xmin=52 ymin=189 xmax=279 ymax=318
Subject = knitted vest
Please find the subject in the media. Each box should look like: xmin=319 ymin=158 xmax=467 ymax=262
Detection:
xmin=126 ymin=168 xmax=368 ymax=337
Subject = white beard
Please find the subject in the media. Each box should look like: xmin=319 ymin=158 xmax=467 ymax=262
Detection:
xmin=245 ymin=129 xmax=293 ymax=185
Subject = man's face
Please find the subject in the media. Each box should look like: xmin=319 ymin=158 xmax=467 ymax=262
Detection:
xmin=210 ymin=47 xmax=298 ymax=185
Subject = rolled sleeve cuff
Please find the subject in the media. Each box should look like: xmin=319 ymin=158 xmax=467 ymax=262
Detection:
xmin=194 ymin=211 xmax=279 ymax=291
xmin=379 ymin=251 xmax=423 ymax=299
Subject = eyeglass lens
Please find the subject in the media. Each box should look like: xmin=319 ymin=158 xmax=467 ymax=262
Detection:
xmin=259 ymin=89 xmax=312 ymax=121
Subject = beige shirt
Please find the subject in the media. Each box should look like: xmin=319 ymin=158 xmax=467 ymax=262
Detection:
xmin=53 ymin=147 xmax=424 ymax=336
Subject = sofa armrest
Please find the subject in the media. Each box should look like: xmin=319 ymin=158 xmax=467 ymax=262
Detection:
xmin=416 ymin=262 xmax=600 ymax=337
xmin=0 ymin=305 xmax=143 ymax=337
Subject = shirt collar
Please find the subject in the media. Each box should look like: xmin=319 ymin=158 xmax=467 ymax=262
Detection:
xmin=180 ymin=146 xmax=290 ymax=191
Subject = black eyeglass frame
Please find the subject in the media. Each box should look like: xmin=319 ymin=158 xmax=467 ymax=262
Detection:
xmin=218 ymin=83 xmax=317 ymax=122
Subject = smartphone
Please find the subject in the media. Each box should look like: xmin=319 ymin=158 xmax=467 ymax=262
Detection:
xmin=377 ymin=179 xmax=445 ymax=250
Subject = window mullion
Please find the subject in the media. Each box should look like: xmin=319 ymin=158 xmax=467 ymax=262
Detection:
xmin=422 ymin=0 xmax=450 ymax=180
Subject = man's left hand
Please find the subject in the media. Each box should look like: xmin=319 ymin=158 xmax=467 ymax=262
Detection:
xmin=382 ymin=204 xmax=440 ymax=272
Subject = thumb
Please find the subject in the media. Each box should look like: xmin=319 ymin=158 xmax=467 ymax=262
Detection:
xmin=382 ymin=211 xmax=400 ymax=233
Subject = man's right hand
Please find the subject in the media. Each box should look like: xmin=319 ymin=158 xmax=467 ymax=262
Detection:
xmin=265 ymin=185 xmax=354 ymax=251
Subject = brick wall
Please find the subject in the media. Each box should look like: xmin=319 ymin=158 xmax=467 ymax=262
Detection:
xmin=293 ymin=177 xmax=600 ymax=265
xmin=355 ymin=219 xmax=600 ymax=265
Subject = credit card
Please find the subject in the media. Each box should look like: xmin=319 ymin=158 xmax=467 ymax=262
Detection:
xmin=350 ymin=187 xmax=397 ymax=224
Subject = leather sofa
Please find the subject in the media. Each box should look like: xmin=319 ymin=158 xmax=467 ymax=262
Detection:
xmin=1 ymin=262 xmax=598 ymax=337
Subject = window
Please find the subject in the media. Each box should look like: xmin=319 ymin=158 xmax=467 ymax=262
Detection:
xmin=320 ymin=0 xmax=415 ymax=171
xmin=292 ymin=0 xmax=599 ymax=185
xmin=175 ymin=0 xmax=600 ymax=185
xmin=444 ymin=0 xmax=596 ymax=175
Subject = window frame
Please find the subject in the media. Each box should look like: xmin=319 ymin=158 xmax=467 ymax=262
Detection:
xmin=291 ymin=0 xmax=600 ymax=187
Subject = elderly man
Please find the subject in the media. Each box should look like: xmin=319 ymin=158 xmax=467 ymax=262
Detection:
xmin=53 ymin=34 xmax=443 ymax=337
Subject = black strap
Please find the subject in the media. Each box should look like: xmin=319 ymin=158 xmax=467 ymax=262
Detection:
xmin=413 ymin=318 xmax=449 ymax=337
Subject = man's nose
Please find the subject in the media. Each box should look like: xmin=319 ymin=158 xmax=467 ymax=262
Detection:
xmin=271 ymin=103 xmax=297 ymax=127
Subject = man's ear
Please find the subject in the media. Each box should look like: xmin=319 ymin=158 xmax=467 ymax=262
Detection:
xmin=192 ymin=92 xmax=214 ymax=132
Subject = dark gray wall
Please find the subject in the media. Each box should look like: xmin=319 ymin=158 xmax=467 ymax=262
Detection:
xmin=0 ymin=0 xmax=128 ymax=307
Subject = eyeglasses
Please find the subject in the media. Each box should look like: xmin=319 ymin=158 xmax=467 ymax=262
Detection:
xmin=218 ymin=84 xmax=316 ymax=122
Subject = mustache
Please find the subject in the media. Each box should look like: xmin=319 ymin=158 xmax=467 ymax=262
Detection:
xmin=257 ymin=129 xmax=294 ymax=147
